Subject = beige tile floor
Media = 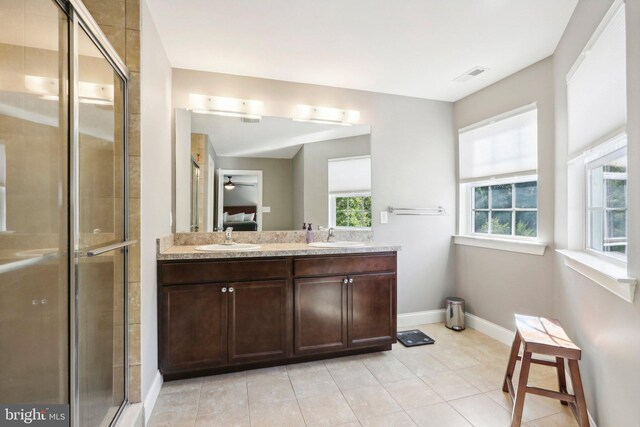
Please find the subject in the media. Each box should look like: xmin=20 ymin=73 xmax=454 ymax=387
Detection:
xmin=148 ymin=323 xmax=579 ymax=427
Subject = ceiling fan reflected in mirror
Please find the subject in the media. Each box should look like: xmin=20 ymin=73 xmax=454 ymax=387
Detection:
xmin=224 ymin=176 xmax=256 ymax=190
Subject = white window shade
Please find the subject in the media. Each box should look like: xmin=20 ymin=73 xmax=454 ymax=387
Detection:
xmin=328 ymin=156 xmax=371 ymax=193
xmin=567 ymin=2 xmax=626 ymax=158
xmin=459 ymin=107 xmax=537 ymax=181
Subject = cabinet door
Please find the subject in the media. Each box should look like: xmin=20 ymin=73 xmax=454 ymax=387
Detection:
xmin=348 ymin=273 xmax=396 ymax=348
xmin=160 ymin=284 xmax=228 ymax=373
xmin=228 ymin=280 xmax=291 ymax=363
xmin=294 ymin=276 xmax=347 ymax=355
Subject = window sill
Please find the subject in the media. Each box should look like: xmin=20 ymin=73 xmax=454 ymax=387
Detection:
xmin=556 ymin=249 xmax=637 ymax=303
xmin=453 ymin=235 xmax=547 ymax=256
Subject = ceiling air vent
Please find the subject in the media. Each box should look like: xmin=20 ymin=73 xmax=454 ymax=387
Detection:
xmin=454 ymin=66 xmax=488 ymax=82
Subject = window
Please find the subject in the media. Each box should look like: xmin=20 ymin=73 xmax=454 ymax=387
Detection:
xmin=587 ymin=147 xmax=627 ymax=258
xmin=332 ymin=194 xmax=372 ymax=228
xmin=565 ymin=0 xmax=629 ymax=263
xmin=472 ymin=179 xmax=537 ymax=237
xmin=328 ymin=156 xmax=371 ymax=229
xmin=329 ymin=156 xmax=371 ymax=229
xmin=558 ymin=0 xmax=635 ymax=303
xmin=458 ymin=105 xmax=538 ymax=241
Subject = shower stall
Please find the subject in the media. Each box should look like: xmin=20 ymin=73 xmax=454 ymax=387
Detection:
xmin=0 ymin=0 xmax=131 ymax=426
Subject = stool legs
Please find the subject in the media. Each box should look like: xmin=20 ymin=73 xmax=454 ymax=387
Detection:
xmin=568 ymin=359 xmax=589 ymax=427
xmin=555 ymin=357 xmax=568 ymax=406
xmin=511 ymin=351 xmax=532 ymax=427
xmin=503 ymin=333 xmax=521 ymax=393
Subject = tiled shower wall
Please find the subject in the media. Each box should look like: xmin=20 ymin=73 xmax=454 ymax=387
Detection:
xmin=82 ymin=0 xmax=142 ymax=403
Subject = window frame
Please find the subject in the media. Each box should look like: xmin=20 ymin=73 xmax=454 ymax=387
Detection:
xmin=585 ymin=145 xmax=628 ymax=263
xmin=329 ymin=191 xmax=372 ymax=230
xmin=467 ymin=174 xmax=538 ymax=241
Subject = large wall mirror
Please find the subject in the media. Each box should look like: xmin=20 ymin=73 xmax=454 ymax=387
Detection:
xmin=174 ymin=108 xmax=371 ymax=232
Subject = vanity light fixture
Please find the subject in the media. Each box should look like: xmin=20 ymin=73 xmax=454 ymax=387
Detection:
xmin=293 ymin=105 xmax=360 ymax=126
xmin=189 ymin=94 xmax=263 ymax=121
xmin=25 ymin=75 xmax=114 ymax=105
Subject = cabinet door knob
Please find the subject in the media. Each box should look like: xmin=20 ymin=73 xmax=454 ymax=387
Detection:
xmin=222 ymin=287 xmax=227 ymax=293
xmin=229 ymin=287 xmax=234 ymax=293
xmin=348 ymin=278 xmax=354 ymax=284
xmin=343 ymin=278 xmax=348 ymax=284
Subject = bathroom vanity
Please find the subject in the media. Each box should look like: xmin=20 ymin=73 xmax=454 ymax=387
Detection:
xmin=157 ymin=242 xmax=398 ymax=380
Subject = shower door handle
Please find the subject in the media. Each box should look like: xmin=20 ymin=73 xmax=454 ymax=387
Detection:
xmin=82 ymin=240 xmax=138 ymax=257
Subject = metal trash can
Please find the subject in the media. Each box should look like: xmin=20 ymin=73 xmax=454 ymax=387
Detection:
xmin=445 ymin=297 xmax=465 ymax=331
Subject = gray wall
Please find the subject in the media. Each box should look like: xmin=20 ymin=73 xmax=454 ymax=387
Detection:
xmin=301 ymin=134 xmax=370 ymax=228
xmin=140 ymin=0 xmax=172 ymax=411
xmin=553 ymin=0 xmax=640 ymax=425
xmin=172 ymin=69 xmax=456 ymax=314
xmin=216 ymin=156 xmax=294 ymax=231
xmin=453 ymin=57 xmax=556 ymax=328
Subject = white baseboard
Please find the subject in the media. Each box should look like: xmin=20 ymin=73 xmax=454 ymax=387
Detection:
xmin=144 ymin=370 xmax=163 ymax=424
xmin=397 ymin=309 xmax=444 ymax=327
xmin=464 ymin=313 xmax=515 ymax=346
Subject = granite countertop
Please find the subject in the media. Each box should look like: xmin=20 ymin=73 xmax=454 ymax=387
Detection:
xmin=157 ymin=242 xmax=401 ymax=260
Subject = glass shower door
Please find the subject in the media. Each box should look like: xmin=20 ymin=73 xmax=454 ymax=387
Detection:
xmin=0 ymin=0 xmax=69 ymax=405
xmin=73 ymin=19 xmax=128 ymax=427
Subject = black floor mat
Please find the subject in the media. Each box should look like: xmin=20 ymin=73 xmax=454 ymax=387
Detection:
xmin=397 ymin=329 xmax=435 ymax=347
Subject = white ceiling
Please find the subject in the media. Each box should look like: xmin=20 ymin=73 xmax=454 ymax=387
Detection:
xmin=147 ymin=0 xmax=577 ymax=102
xmin=191 ymin=113 xmax=370 ymax=159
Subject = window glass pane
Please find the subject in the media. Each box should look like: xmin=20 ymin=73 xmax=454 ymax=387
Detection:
xmin=588 ymin=152 xmax=626 ymax=256
xmin=607 ymin=210 xmax=626 ymax=238
xmin=474 ymin=211 xmax=488 ymax=233
xmin=363 ymin=196 xmax=371 ymax=211
xmin=515 ymin=181 xmax=537 ymax=208
xmin=590 ymin=166 xmax=604 ymax=208
xmin=606 ymin=179 xmax=626 ymax=208
xmin=492 ymin=211 xmax=512 ymax=235
xmin=590 ymin=210 xmax=604 ymax=251
xmin=336 ymin=197 xmax=348 ymax=210
xmin=336 ymin=210 xmax=348 ymax=226
xmin=474 ymin=186 xmax=488 ymax=209
xmin=363 ymin=212 xmax=372 ymax=227
xmin=515 ymin=211 xmax=537 ymax=237
xmin=490 ymin=184 xmax=512 ymax=209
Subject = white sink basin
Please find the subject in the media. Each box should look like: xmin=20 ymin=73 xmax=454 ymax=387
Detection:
xmin=307 ymin=241 xmax=366 ymax=248
xmin=195 ymin=243 xmax=261 ymax=252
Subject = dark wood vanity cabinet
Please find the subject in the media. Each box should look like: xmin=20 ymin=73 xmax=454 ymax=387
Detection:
xmin=158 ymin=252 xmax=396 ymax=379
xmin=293 ymin=254 xmax=397 ymax=356
xmin=294 ymin=276 xmax=348 ymax=354
xmin=161 ymin=284 xmax=228 ymax=372
xmin=227 ymin=279 xmax=290 ymax=363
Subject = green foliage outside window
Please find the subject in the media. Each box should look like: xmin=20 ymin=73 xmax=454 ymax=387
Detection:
xmin=335 ymin=196 xmax=372 ymax=228
xmin=473 ymin=181 xmax=537 ymax=237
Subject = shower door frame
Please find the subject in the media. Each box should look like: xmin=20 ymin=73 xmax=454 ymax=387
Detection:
xmin=62 ymin=0 xmax=132 ymax=426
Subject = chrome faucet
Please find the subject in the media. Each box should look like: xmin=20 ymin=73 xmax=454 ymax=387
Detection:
xmin=327 ymin=227 xmax=335 ymax=242
xmin=224 ymin=227 xmax=234 ymax=245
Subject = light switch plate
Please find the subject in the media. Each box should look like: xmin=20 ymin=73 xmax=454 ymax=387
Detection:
xmin=380 ymin=211 xmax=388 ymax=224
xmin=262 ymin=206 xmax=271 ymax=213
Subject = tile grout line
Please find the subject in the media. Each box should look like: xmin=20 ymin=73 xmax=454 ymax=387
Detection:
xmin=323 ymin=358 xmax=362 ymax=424
xmin=246 ymin=373 xmax=253 ymax=427
xmin=192 ymin=378 xmax=204 ymax=427
xmin=286 ymin=367 xmax=310 ymax=426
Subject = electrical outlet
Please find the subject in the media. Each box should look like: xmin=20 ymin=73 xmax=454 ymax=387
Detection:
xmin=380 ymin=211 xmax=388 ymax=224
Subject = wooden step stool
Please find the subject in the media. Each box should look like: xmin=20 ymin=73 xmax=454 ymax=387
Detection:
xmin=503 ymin=314 xmax=589 ymax=427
